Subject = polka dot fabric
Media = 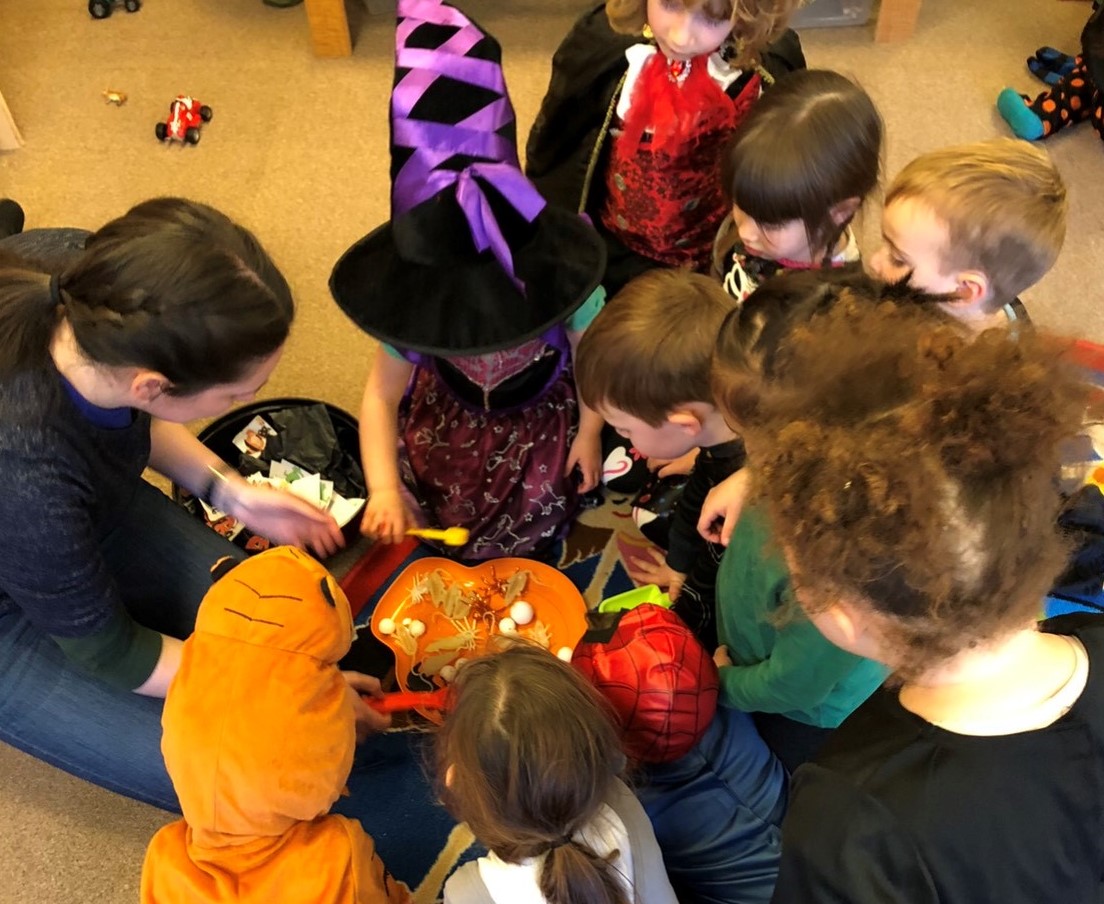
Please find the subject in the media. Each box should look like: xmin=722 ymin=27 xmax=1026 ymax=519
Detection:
xmin=1023 ymin=56 xmax=1103 ymax=141
xmin=573 ymin=604 xmax=719 ymax=764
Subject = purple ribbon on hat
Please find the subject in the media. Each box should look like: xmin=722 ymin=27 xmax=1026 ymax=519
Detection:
xmin=390 ymin=0 xmax=546 ymax=290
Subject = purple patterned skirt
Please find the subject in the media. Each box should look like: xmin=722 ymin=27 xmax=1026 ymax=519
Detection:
xmin=398 ymin=365 xmax=580 ymax=560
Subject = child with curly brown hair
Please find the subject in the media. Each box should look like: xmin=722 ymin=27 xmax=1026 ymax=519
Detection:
xmin=436 ymin=643 xmax=678 ymax=904
xmin=526 ymin=0 xmax=805 ymax=294
xmin=716 ymin=291 xmax=1104 ymax=903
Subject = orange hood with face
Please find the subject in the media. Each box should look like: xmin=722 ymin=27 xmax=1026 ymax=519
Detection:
xmin=140 ymin=547 xmax=410 ymax=904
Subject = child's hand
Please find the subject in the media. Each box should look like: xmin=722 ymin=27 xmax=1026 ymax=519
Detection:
xmin=343 ymin=671 xmax=392 ymax=742
xmin=362 ymin=488 xmax=414 ymax=545
xmin=630 ymin=548 xmax=687 ymax=601
xmin=697 ymin=468 xmax=751 ymax=546
xmin=565 ymin=431 xmax=602 ymax=493
xmin=713 ymin=644 xmax=733 ymax=668
xmin=648 ymin=448 xmax=699 ymax=478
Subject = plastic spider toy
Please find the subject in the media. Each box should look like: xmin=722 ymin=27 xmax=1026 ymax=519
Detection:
xmin=155 ymin=96 xmax=213 ymax=146
xmin=89 ymin=0 xmax=141 ymax=19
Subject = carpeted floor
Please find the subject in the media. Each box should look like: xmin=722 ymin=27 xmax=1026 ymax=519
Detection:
xmin=3 ymin=0 xmax=1104 ymax=901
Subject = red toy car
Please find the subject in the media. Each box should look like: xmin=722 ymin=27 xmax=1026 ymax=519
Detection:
xmin=155 ymin=96 xmax=213 ymax=146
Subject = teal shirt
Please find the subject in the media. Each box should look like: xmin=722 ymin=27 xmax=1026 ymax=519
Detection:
xmin=715 ymin=507 xmax=888 ymax=728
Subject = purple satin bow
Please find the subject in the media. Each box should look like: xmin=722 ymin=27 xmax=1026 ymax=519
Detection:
xmin=390 ymin=0 xmax=545 ymax=290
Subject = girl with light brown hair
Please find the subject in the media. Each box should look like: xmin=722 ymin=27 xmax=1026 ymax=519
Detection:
xmin=436 ymin=643 xmax=678 ymax=904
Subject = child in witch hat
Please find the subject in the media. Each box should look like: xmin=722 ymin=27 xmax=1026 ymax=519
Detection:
xmin=330 ymin=0 xmax=607 ymax=562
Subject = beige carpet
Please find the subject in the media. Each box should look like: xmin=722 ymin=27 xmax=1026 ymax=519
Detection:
xmin=1 ymin=0 xmax=1102 ymax=901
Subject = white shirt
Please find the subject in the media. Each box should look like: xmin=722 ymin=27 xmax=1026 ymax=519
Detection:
xmin=616 ymin=43 xmax=745 ymax=121
xmin=475 ymin=802 xmax=635 ymax=904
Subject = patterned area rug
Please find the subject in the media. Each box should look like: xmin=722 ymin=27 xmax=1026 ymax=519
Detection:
xmin=336 ymin=496 xmax=649 ymax=902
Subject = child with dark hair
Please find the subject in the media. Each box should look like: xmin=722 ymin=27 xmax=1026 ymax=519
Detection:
xmin=573 ymin=603 xmax=787 ymax=904
xmin=436 ymin=643 xmax=678 ymax=904
xmin=714 ymin=68 xmax=883 ymax=302
xmin=526 ymin=0 xmax=805 ymax=294
xmin=721 ymin=295 xmax=1104 ymax=904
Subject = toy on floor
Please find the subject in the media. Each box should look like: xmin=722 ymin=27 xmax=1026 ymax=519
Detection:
xmin=89 ymin=0 xmax=140 ymax=18
xmin=997 ymin=3 xmax=1104 ymax=143
xmin=155 ymin=95 xmax=212 ymax=145
xmin=140 ymin=546 xmax=411 ymax=904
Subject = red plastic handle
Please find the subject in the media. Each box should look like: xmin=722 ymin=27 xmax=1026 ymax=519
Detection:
xmin=364 ymin=688 xmax=449 ymax=713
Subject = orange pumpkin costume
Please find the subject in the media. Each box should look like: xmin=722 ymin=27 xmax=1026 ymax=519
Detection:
xmin=140 ymin=546 xmax=410 ymax=904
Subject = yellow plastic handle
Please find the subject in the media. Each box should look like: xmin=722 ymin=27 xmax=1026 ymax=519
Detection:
xmin=406 ymin=526 xmax=471 ymax=547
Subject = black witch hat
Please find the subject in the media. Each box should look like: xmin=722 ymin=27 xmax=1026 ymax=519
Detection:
xmin=329 ymin=0 xmax=606 ymax=356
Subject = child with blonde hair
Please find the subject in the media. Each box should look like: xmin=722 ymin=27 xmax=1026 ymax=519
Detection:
xmin=437 ymin=643 xmax=678 ymax=904
xmin=869 ymin=137 xmax=1067 ymax=330
xmin=526 ymin=0 xmax=805 ymax=293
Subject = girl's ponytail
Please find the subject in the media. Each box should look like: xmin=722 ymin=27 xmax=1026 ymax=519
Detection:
xmin=540 ymin=838 xmax=630 ymax=904
xmin=0 ymin=266 xmax=62 ymax=378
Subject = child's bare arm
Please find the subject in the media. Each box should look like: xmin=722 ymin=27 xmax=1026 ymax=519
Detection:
xmin=359 ymin=352 xmax=416 ymax=544
xmin=698 ymin=468 xmax=751 ymax=545
xmin=566 ymin=327 xmax=604 ymax=492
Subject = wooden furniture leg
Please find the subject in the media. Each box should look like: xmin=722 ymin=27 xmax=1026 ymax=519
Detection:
xmin=304 ymin=0 xmax=353 ymax=58
xmin=874 ymin=0 xmax=923 ymax=42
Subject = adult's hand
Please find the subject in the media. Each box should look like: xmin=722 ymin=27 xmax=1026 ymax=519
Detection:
xmin=231 ymin=482 xmax=345 ymax=557
xmin=344 ymin=671 xmax=392 ymax=742
xmin=697 ymin=468 xmax=751 ymax=546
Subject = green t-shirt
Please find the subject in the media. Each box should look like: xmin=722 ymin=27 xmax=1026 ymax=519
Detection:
xmin=715 ymin=507 xmax=888 ymax=728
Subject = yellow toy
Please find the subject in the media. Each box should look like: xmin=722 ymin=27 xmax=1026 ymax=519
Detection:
xmin=405 ymin=525 xmax=470 ymax=546
xmin=140 ymin=546 xmax=410 ymax=904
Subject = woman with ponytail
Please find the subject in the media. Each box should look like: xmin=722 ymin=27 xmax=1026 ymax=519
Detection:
xmin=0 ymin=198 xmax=361 ymax=813
xmin=436 ymin=643 xmax=677 ymax=904
xmin=712 ymin=288 xmax=1104 ymax=902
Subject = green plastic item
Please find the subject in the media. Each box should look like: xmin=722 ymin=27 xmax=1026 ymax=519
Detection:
xmin=597 ymin=584 xmax=673 ymax=613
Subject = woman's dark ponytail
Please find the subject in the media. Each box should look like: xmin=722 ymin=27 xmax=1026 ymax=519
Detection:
xmin=0 ymin=266 xmax=62 ymax=378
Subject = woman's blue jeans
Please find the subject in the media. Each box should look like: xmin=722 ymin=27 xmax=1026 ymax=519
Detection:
xmin=0 ymin=481 xmax=243 ymax=811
